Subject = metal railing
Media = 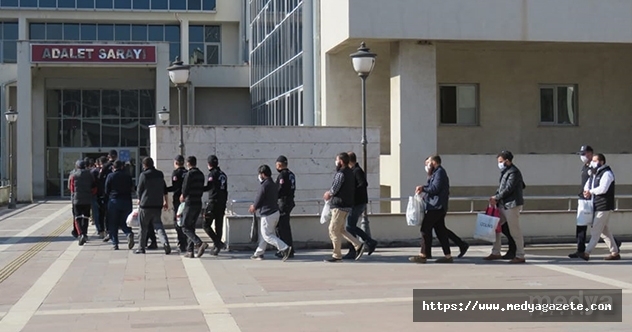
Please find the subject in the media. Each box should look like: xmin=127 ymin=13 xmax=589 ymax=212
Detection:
xmin=227 ymin=195 xmax=632 ymax=216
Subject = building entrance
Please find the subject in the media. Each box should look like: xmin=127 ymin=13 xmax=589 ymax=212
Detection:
xmin=46 ymin=89 xmax=155 ymax=197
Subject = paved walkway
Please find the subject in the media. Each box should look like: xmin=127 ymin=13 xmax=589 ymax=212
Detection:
xmin=0 ymin=201 xmax=630 ymax=331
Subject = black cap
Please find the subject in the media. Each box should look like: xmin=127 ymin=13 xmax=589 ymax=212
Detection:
xmin=109 ymin=149 xmax=118 ymax=157
xmin=174 ymin=155 xmax=185 ymax=164
xmin=76 ymin=160 xmax=86 ymax=169
xmin=208 ymin=155 xmax=219 ymax=166
xmin=113 ymin=160 xmax=125 ymax=169
xmin=276 ymin=155 xmax=288 ymax=164
xmin=577 ymin=145 xmax=593 ymax=155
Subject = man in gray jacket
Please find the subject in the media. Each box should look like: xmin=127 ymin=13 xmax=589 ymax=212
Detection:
xmin=69 ymin=160 xmax=96 ymax=246
xmin=485 ymin=151 xmax=526 ymax=264
xmin=135 ymin=157 xmax=171 ymax=255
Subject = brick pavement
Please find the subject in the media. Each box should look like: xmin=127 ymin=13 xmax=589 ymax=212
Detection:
xmin=0 ymin=202 xmax=630 ymax=331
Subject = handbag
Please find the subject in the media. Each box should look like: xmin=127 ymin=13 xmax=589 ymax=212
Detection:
xmin=250 ymin=213 xmax=259 ymax=243
xmin=485 ymin=206 xmax=502 ymax=233
xmin=320 ymin=200 xmax=332 ymax=224
xmin=473 ymin=213 xmax=501 ymax=243
xmin=576 ymin=199 xmax=593 ymax=226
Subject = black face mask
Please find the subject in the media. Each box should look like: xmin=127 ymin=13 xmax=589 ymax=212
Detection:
xmin=336 ymin=164 xmax=342 ymax=172
xmin=277 ymin=168 xmax=282 ymax=173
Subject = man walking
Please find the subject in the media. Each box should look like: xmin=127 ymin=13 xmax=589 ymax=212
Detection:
xmin=180 ymin=156 xmax=209 ymax=258
xmin=248 ymin=165 xmax=292 ymax=261
xmin=343 ymin=152 xmax=377 ymax=259
xmin=69 ymin=160 xmax=96 ymax=246
xmin=105 ymin=160 xmax=135 ymax=250
xmin=323 ymin=152 xmax=366 ymax=263
xmin=275 ymin=155 xmax=296 ymax=259
xmin=484 ymin=151 xmax=526 ymax=264
xmin=135 ymin=157 xmax=171 ymax=255
xmin=167 ymin=155 xmax=189 ymax=253
xmin=90 ymin=158 xmax=106 ymax=238
xmin=202 ymin=155 xmax=228 ymax=256
xmin=99 ymin=150 xmax=118 ymax=243
xmin=580 ymin=153 xmax=620 ymax=261
xmin=409 ymin=155 xmax=453 ymax=263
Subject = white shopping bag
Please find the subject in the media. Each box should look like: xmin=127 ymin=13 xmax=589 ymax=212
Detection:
xmin=176 ymin=203 xmax=186 ymax=227
xmin=473 ymin=213 xmax=500 ymax=243
xmin=406 ymin=194 xmax=424 ymax=226
xmin=576 ymin=199 xmax=593 ymax=226
xmin=320 ymin=200 xmax=332 ymax=224
xmin=126 ymin=209 xmax=140 ymax=228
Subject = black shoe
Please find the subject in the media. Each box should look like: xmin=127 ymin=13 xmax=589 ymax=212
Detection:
xmin=342 ymin=250 xmax=356 ymax=260
xmin=274 ymin=251 xmax=283 ymax=258
xmin=435 ymin=257 xmax=454 ymax=263
xmin=134 ymin=249 xmax=146 ymax=254
xmin=281 ymin=246 xmax=292 ymax=262
xmin=148 ymin=243 xmax=158 ymax=250
xmin=367 ymin=240 xmax=377 ymax=256
xmin=78 ymin=235 xmax=87 ymax=246
xmin=103 ymin=235 xmax=110 ymax=242
xmin=568 ymin=252 xmax=580 ymax=259
xmin=324 ymin=257 xmax=342 ymax=263
xmin=197 ymin=243 xmax=209 ymax=258
xmin=355 ymin=243 xmax=366 ymax=261
xmin=113 ymin=245 xmax=119 ymax=250
xmin=71 ymin=229 xmax=78 ymax=238
xmin=184 ymin=252 xmax=195 ymax=258
xmin=210 ymin=246 xmax=220 ymax=256
xmin=164 ymin=244 xmax=171 ymax=255
xmin=127 ymin=233 xmax=135 ymax=250
xmin=458 ymin=243 xmax=470 ymax=258
xmin=616 ymin=239 xmax=622 ymax=249
xmin=502 ymin=253 xmax=516 ymax=260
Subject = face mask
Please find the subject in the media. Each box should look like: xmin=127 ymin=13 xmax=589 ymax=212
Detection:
xmin=258 ymin=175 xmax=263 ymax=182
xmin=334 ymin=160 xmax=339 ymax=167
xmin=590 ymin=161 xmax=599 ymax=169
xmin=580 ymin=156 xmax=589 ymax=164
xmin=498 ymin=162 xmax=506 ymax=170
xmin=277 ymin=168 xmax=282 ymax=173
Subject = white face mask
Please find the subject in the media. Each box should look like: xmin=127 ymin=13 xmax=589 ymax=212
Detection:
xmin=590 ymin=161 xmax=599 ymax=169
xmin=258 ymin=175 xmax=263 ymax=182
xmin=424 ymin=165 xmax=430 ymax=174
xmin=334 ymin=160 xmax=339 ymax=167
xmin=498 ymin=162 xmax=506 ymax=170
xmin=580 ymin=156 xmax=589 ymax=164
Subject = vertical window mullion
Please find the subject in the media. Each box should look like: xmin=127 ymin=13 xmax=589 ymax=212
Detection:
xmin=455 ymin=85 xmax=461 ymax=125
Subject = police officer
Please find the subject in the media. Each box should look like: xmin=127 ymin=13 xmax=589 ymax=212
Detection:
xmin=180 ymin=156 xmax=209 ymax=258
xmin=203 ymin=155 xmax=228 ymax=256
xmin=275 ymin=155 xmax=296 ymax=259
xmin=167 ymin=155 xmax=189 ymax=253
xmin=98 ymin=150 xmax=118 ymax=242
xmin=105 ymin=160 xmax=135 ymax=250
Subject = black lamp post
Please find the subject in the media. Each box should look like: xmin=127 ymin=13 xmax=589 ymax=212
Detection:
xmin=350 ymin=42 xmax=377 ymax=237
xmin=157 ymin=106 xmax=169 ymax=125
xmin=167 ymin=57 xmax=190 ymax=156
xmin=5 ymin=106 xmax=18 ymax=209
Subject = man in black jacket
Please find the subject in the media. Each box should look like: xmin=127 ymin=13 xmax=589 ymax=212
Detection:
xmin=135 ymin=157 xmax=171 ymax=255
xmin=98 ymin=150 xmax=117 ymax=243
xmin=70 ymin=160 xmax=96 ymax=246
xmin=410 ymin=155 xmax=453 ymax=264
xmin=274 ymin=155 xmax=296 ymax=259
xmin=323 ymin=152 xmax=365 ymax=263
xmin=485 ymin=151 xmax=526 ymax=264
xmin=202 ymin=155 xmax=228 ymax=256
xmin=90 ymin=158 xmax=106 ymax=239
xmin=180 ymin=156 xmax=209 ymax=258
xmin=166 ymin=155 xmax=189 ymax=253
xmin=105 ymin=160 xmax=135 ymax=250
xmin=248 ymin=165 xmax=292 ymax=261
xmin=343 ymin=152 xmax=377 ymax=259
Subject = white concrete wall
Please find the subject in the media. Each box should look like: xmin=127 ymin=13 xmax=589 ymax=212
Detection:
xmin=320 ymin=0 xmax=632 ymax=54
xmin=150 ymin=126 xmax=381 ymax=224
xmin=189 ymin=65 xmax=249 ymax=88
xmin=194 ymin=88 xmax=251 ymax=125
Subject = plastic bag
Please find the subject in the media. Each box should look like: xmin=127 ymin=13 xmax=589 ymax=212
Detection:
xmin=320 ymin=200 xmax=332 ymax=224
xmin=577 ymin=199 xmax=593 ymax=226
xmin=176 ymin=203 xmax=186 ymax=227
xmin=473 ymin=213 xmax=500 ymax=243
xmin=406 ymin=194 xmax=424 ymax=226
xmin=126 ymin=209 xmax=139 ymax=228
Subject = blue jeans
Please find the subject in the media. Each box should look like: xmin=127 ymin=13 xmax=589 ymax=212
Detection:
xmin=345 ymin=204 xmax=371 ymax=242
xmin=91 ymin=197 xmax=102 ymax=232
xmin=107 ymin=198 xmax=133 ymax=246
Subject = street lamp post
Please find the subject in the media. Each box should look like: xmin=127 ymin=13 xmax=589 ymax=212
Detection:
xmin=167 ymin=57 xmax=191 ymax=156
xmin=350 ymin=42 xmax=377 ymax=238
xmin=5 ymin=106 xmax=18 ymax=209
xmin=157 ymin=106 xmax=170 ymax=125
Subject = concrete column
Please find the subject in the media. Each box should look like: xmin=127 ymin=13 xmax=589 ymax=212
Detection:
xmin=301 ymin=0 xmax=315 ymax=126
xmin=32 ymin=73 xmax=46 ymax=197
xmin=156 ymin=43 xmax=171 ymax=125
xmin=16 ymin=41 xmax=33 ymax=202
xmin=18 ymin=17 xmax=27 ymax=40
xmin=180 ymin=19 xmax=189 ymax=64
xmin=390 ymin=41 xmax=437 ymax=212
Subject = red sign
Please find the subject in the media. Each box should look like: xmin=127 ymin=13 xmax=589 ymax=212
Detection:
xmin=30 ymin=44 xmax=157 ymax=63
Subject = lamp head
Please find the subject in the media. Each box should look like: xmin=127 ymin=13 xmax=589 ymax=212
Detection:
xmin=5 ymin=106 xmax=18 ymax=123
xmin=350 ymin=42 xmax=377 ymax=77
xmin=157 ymin=106 xmax=169 ymax=124
xmin=167 ymin=56 xmax=191 ymax=85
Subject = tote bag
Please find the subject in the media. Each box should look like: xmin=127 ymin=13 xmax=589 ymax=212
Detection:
xmin=473 ymin=213 xmax=500 ymax=243
xmin=577 ymin=199 xmax=594 ymax=226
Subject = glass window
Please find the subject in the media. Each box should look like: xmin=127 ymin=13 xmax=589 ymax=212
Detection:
xmin=169 ymin=0 xmax=185 ymax=10
xmin=46 ymin=23 xmax=63 ymax=40
xmin=59 ymin=0 xmax=77 ymax=8
xmin=46 ymin=120 xmax=62 ymax=147
xmin=1 ymin=0 xmax=18 ymax=6
xmin=169 ymin=43 xmax=180 ymax=63
xmin=202 ymin=0 xmax=215 ymax=10
xmin=39 ymin=0 xmax=57 ymax=8
xmin=539 ymin=85 xmax=578 ymax=126
xmin=80 ymin=24 xmax=97 ymax=41
xmin=139 ymin=90 xmax=155 ymax=118
xmin=189 ymin=25 xmax=204 ymax=43
xmin=164 ymin=25 xmax=179 ymax=42
xmin=81 ymin=90 xmax=101 ymax=118
xmin=114 ymin=0 xmax=131 ymax=9
xmin=205 ymin=25 xmax=220 ymax=42
xmin=121 ymin=90 xmax=139 ymax=118
xmin=83 ymin=119 xmax=101 ymax=147
xmin=189 ymin=43 xmax=204 ymax=64
xmin=151 ymin=0 xmax=167 ymax=9
xmin=64 ymin=24 xmax=80 ymax=41
xmin=187 ymin=0 xmax=201 ymax=10
xmin=101 ymin=119 xmax=120 ymax=146
xmin=47 ymin=90 xmax=63 ymax=118
xmin=131 ymin=25 xmax=147 ymax=41
xmin=205 ymin=44 xmax=219 ymax=64
xmin=97 ymin=24 xmax=114 ymax=40
xmin=439 ymin=85 xmax=478 ymax=125
xmin=96 ymin=0 xmax=113 ymax=8
xmin=2 ymin=41 xmax=17 ymax=63
xmin=133 ymin=0 xmax=149 ymax=9
xmin=20 ymin=0 xmax=37 ymax=7
xmin=114 ymin=24 xmax=131 ymax=41
xmin=120 ymin=119 xmax=139 ymax=146
xmin=147 ymin=25 xmax=163 ymax=41
xmin=77 ymin=0 xmax=95 ymax=8
xmin=30 ymin=23 xmax=46 ymax=40
xmin=139 ymin=119 xmax=153 ymax=146
xmin=101 ymin=90 xmax=120 ymax=118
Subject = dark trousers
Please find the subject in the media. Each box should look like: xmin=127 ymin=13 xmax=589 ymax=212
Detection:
xmin=173 ymin=201 xmax=188 ymax=251
xmin=73 ymin=204 xmax=91 ymax=236
xmin=147 ymin=222 xmax=157 ymax=246
xmin=107 ymin=198 xmax=133 ymax=246
xmin=91 ymin=197 xmax=102 ymax=233
xmin=98 ymin=196 xmax=108 ymax=233
xmin=420 ymin=210 xmax=451 ymax=256
xmin=277 ymin=207 xmax=294 ymax=250
xmin=139 ymin=208 xmax=169 ymax=249
xmin=345 ymin=204 xmax=371 ymax=242
xmin=203 ymin=203 xmax=225 ymax=247
xmin=502 ymin=222 xmax=517 ymax=254
xmin=576 ymin=225 xmax=587 ymax=253
xmin=182 ymin=204 xmax=203 ymax=253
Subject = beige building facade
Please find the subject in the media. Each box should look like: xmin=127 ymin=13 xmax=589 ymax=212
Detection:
xmin=320 ymin=0 xmax=632 ymax=211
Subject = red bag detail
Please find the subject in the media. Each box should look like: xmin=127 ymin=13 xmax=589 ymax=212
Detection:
xmin=486 ymin=206 xmax=502 ymax=233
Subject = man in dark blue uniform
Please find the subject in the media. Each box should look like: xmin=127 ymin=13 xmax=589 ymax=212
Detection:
xmin=275 ymin=155 xmax=296 ymax=259
xmin=105 ymin=160 xmax=135 ymax=250
xmin=167 ymin=155 xmax=189 ymax=253
xmin=202 ymin=155 xmax=228 ymax=256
